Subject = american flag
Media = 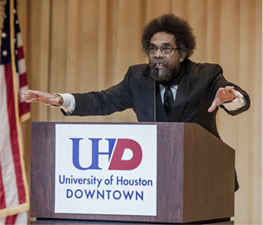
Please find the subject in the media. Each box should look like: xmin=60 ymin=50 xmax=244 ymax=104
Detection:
xmin=0 ymin=0 xmax=30 ymax=224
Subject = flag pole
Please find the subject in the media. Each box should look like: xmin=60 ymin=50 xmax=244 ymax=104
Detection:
xmin=9 ymin=0 xmax=30 ymax=212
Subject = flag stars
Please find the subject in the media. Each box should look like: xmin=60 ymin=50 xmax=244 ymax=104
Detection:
xmin=2 ymin=50 xmax=8 ymax=56
xmin=2 ymin=32 xmax=7 ymax=38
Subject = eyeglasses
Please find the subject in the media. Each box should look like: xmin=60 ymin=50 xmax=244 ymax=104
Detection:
xmin=147 ymin=46 xmax=179 ymax=55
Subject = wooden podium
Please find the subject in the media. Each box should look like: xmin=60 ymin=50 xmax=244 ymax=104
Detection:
xmin=30 ymin=122 xmax=235 ymax=224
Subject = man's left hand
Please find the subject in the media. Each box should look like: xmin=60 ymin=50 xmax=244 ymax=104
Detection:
xmin=208 ymin=86 xmax=243 ymax=112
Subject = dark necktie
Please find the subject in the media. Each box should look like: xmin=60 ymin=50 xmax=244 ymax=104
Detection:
xmin=163 ymin=86 xmax=174 ymax=117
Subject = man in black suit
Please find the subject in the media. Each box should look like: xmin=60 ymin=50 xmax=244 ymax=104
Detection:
xmin=23 ymin=14 xmax=250 ymax=190
xmin=23 ymin=14 xmax=250 ymax=138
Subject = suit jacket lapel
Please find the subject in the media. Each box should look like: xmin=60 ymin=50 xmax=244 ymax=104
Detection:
xmin=169 ymin=62 xmax=191 ymax=122
xmin=141 ymin=72 xmax=155 ymax=121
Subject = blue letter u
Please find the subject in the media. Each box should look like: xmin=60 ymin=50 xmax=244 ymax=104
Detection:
xmin=70 ymin=138 xmax=89 ymax=170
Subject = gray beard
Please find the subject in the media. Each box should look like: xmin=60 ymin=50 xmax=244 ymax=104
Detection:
xmin=149 ymin=63 xmax=178 ymax=82
xmin=154 ymin=68 xmax=172 ymax=81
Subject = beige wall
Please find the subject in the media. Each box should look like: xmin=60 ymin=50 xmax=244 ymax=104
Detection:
xmin=17 ymin=0 xmax=261 ymax=224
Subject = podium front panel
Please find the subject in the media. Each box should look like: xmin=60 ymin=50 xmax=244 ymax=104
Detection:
xmin=30 ymin=122 xmax=234 ymax=224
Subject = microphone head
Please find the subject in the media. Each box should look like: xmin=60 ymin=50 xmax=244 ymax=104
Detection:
xmin=153 ymin=68 xmax=159 ymax=78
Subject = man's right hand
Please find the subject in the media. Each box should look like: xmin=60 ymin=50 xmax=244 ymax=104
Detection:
xmin=22 ymin=90 xmax=63 ymax=106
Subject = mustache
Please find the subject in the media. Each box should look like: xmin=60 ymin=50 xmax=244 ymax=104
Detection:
xmin=150 ymin=59 xmax=167 ymax=66
xmin=149 ymin=60 xmax=168 ymax=72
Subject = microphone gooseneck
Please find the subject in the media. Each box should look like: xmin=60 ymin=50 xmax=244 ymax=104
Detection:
xmin=153 ymin=68 xmax=159 ymax=78
xmin=153 ymin=68 xmax=159 ymax=122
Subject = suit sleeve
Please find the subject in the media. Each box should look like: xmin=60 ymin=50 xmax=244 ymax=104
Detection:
xmin=208 ymin=64 xmax=250 ymax=116
xmin=67 ymin=67 xmax=134 ymax=116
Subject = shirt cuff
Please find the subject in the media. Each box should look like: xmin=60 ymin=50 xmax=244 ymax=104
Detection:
xmin=55 ymin=93 xmax=76 ymax=114
xmin=223 ymin=91 xmax=245 ymax=111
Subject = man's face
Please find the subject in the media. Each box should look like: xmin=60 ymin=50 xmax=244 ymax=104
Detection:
xmin=148 ymin=32 xmax=185 ymax=82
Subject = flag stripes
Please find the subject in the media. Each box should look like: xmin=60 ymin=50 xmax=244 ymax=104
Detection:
xmin=0 ymin=0 xmax=30 ymax=223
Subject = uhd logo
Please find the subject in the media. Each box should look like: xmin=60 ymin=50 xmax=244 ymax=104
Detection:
xmin=70 ymin=138 xmax=143 ymax=171
xmin=55 ymin=124 xmax=157 ymax=215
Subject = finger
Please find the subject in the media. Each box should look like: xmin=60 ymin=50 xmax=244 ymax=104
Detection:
xmin=230 ymin=90 xmax=239 ymax=98
xmin=27 ymin=90 xmax=44 ymax=96
xmin=24 ymin=89 xmax=37 ymax=94
xmin=22 ymin=93 xmax=40 ymax=100
xmin=22 ymin=90 xmax=31 ymax=98
xmin=208 ymin=100 xmax=217 ymax=112
xmin=224 ymin=86 xmax=235 ymax=91
xmin=236 ymin=94 xmax=242 ymax=102
xmin=23 ymin=90 xmax=52 ymax=102
xmin=22 ymin=90 xmax=45 ymax=101
xmin=21 ymin=93 xmax=34 ymax=100
xmin=229 ymin=89 xmax=243 ymax=102
xmin=25 ymin=90 xmax=49 ymax=99
xmin=222 ymin=87 xmax=235 ymax=97
xmin=24 ymin=98 xmax=40 ymax=103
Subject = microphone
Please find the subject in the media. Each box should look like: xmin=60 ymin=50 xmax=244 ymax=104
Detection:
xmin=153 ymin=67 xmax=159 ymax=78
xmin=153 ymin=68 xmax=159 ymax=122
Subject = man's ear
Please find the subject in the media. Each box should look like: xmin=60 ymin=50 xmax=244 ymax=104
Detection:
xmin=179 ymin=51 xmax=187 ymax=62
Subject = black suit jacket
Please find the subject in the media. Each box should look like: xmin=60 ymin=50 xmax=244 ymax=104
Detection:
xmin=70 ymin=60 xmax=250 ymax=139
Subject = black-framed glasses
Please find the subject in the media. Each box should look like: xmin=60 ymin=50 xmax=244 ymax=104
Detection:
xmin=147 ymin=46 xmax=179 ymax=55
